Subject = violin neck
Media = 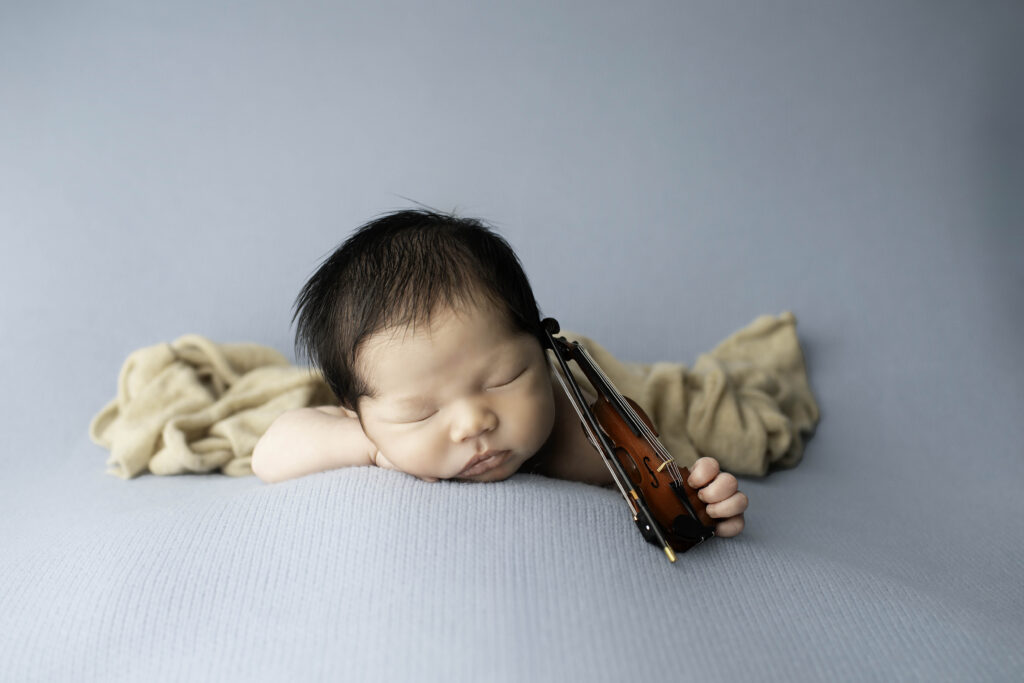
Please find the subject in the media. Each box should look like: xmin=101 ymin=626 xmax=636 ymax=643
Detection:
xmin=551 ymin=336 xmax=642 ymax=437
xmin=543 ymin=323 xmax=640 ymax=511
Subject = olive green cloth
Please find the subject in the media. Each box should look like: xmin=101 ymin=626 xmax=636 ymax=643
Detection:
xmin=90 ymin=312 xmax=818 ymax=478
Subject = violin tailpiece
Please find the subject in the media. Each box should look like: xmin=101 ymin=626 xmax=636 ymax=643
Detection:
xmin=542 ymin=318 xmax=717 ymax=561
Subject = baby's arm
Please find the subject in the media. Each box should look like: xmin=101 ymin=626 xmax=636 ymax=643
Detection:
xmin=251 ymin=406 xmax=376 ymax=483
xmin=687 ymin=457 xmax=748 ymax=537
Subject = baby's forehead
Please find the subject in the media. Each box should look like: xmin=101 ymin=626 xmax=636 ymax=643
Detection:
xmin=355 ymin=302 xmax=527 ymax=377
xmin=368 ymin=300 xmax=513 ymax=344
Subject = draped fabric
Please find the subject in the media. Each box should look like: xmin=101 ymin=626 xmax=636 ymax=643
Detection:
xmin=89 ymin=335 xmax=336 ymax=478
xmin=90 ymin=312 xmax=817 ymax=479
xmin=557 ymin=311 xmax=819 ymax=476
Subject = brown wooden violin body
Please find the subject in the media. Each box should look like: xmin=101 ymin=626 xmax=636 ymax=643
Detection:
xmin=589 ymin=393 xmax=717 ymax=553
xmin=543 ymin=318 xmax=716 ymax=561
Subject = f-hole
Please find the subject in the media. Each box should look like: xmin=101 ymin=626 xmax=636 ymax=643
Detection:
xmin=642 ymin=456 xmax=661 ymax=488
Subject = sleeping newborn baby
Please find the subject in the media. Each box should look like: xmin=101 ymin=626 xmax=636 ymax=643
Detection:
xmin=252 ymin=209 xmax=748 ymax=538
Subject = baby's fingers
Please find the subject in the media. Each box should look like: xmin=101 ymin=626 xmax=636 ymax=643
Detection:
xmin=706 ymin=491 xmax=749 ymax=520
xmin=715 ymin=514 xmax=745 ymax=538
xmin=697 ymin=472 xmax=738 ymax=505
xmin=372 ymin=450 xmax=398 ymax=470
xmin=687 ymin=457 xmax=720 ymax=489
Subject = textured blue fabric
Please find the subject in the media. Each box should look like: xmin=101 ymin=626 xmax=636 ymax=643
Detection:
xmin=2 ymin=1 xmax=1022 ymax=680
xmin=3 ymin=463 xmax=1022 ymax=681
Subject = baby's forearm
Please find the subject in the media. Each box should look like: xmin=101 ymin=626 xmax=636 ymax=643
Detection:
xmin=252 ymin=407 xmax=375 ymax=483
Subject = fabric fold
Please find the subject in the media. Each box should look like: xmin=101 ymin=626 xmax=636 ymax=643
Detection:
xmin=89 ymin=335 xmax=336 ymax=478
xmin=557 ymin=311 xmax=819 ymax=476
xmin=91 ymin=312 xmax=818 ymax=479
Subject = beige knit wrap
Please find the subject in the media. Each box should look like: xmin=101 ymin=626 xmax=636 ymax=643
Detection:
xmin=90 ymin=312 xmax=818 ymax=478
xmin=554 ymin=311 xmax=819 ymax=477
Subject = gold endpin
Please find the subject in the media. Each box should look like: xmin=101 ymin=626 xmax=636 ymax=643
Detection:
xmin=664 ymin=546 xmax=677 ymax=563
xmin=656 ymin=457 xmax=675 ymax=472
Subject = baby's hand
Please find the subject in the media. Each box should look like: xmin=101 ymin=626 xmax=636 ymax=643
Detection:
xmin=372 ymin=450 xmax=439 ymax=483
xmin=687 ymin=457 xmax=747 ymax=538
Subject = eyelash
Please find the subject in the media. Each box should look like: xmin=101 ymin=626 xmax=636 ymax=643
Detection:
xmin=396 ymin=368 xmax=527 ymax=423
xmin=402 ymin=411 xmax=436 ymax=424
xmin=489 ymin=367 xmax=526 ymax=389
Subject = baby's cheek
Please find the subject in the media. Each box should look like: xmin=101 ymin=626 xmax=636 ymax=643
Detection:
xmin=372 ymin=430 xmax=432 ymax=476
xmin=518 ymin=391 xmax=556 ymax=454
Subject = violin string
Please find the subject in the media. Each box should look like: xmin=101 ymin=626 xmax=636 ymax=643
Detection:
xmin=574 ymin=340 xmax=712 ymax=538
xmin=577 ymin=346 xmax=685 ymax=486
xmin=548 ymin=345 xmax=638 ymax=516
xmin=585 ymin=352 xmax=679 ymax=485
xmin=546 ymin=328 xmax=687 ymax=557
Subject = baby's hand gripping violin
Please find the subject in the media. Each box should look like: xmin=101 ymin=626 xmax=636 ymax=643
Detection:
xmin=542 ymin=318 xmax=716 ymax=563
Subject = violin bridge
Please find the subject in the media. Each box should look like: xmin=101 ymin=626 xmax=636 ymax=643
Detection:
xmin=656 ymin=457 xmax=675 ymax=473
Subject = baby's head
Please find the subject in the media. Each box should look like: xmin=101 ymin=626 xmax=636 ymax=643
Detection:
xmin=292 ymin=209 xmax=556 ymax=481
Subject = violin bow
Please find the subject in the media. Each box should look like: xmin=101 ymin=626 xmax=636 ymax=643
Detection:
xmin=542 ymin=318 xmax=681 ymax=563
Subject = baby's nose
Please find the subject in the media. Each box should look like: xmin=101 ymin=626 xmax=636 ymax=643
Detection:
xmin=450 ymin=402 xmax=497 ymax=442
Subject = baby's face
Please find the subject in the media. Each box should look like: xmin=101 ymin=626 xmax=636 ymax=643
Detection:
xmin=350 ymin=302 xmax=556 ymax=482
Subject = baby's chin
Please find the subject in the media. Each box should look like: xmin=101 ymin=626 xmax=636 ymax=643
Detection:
xmin=454 ymin=466 xmax=514 ymax=483
xmin=453 ymin=452 xmax=529 ymax=483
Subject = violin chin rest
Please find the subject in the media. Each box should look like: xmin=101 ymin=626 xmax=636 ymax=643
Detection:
xmin=671 ymin=514 xmax=715 ymax=542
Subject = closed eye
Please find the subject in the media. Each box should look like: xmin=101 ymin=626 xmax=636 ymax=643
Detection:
xmin=488 ymin=367 xmax=527 ymax=389
xmin=401 ymin=411 xmax=436 ymax=423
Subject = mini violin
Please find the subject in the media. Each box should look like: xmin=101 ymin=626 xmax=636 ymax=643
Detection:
xmin=542 ymin=318 xmax=716 ymax=563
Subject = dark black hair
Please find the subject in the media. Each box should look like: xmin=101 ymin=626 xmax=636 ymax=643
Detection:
xmin=292 ymin=208 xmax=545 ymax=411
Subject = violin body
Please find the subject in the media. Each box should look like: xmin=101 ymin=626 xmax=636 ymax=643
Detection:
xmin=589 ymin=394 xmax=716 ymax=553
xmin=542 ymin=317 xmax=716 ymax=561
